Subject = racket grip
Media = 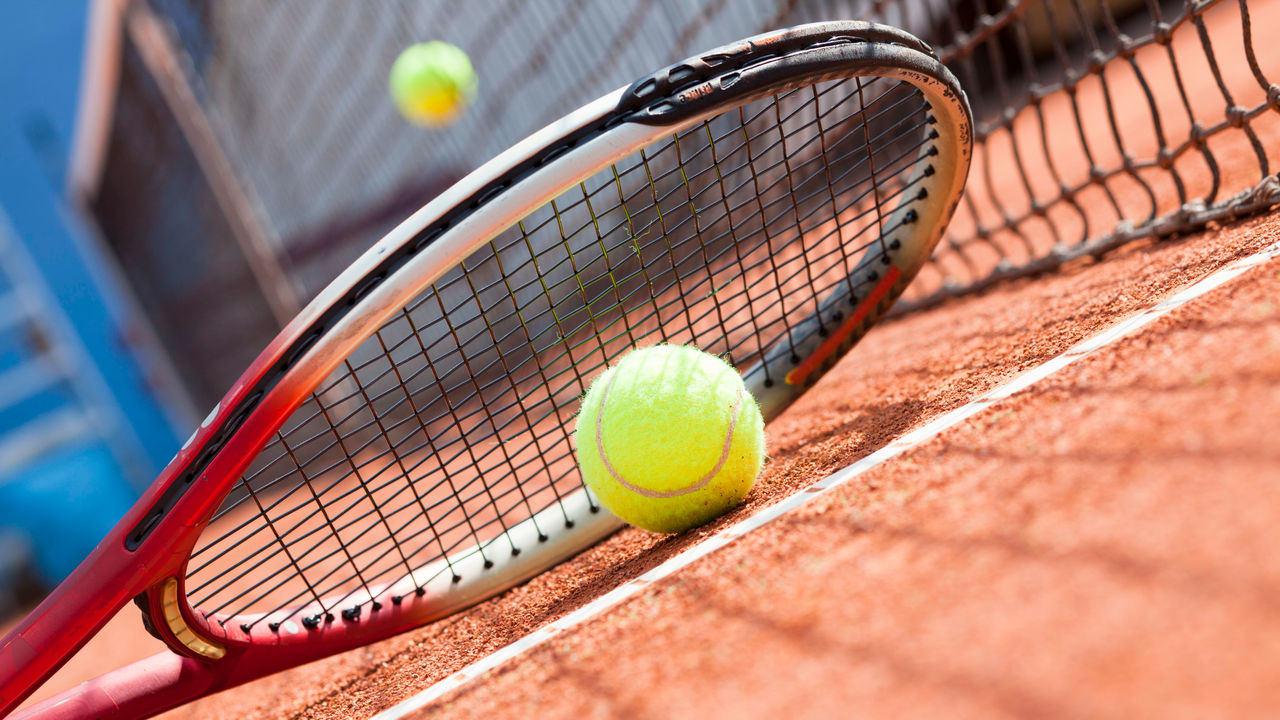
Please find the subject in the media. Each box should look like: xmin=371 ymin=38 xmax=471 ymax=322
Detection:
xmin=9 ymin=651 xmax=207 ymax=720
xmin=0 ymin=531 xmax=159 ymax=716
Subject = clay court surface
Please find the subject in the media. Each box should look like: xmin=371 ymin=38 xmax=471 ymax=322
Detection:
xmin=8 ymin=199 xmax=1277 ymax=719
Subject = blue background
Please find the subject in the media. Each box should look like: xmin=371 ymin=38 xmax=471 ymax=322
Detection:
xmin=0 ymin=1 xmax=184 ymax=584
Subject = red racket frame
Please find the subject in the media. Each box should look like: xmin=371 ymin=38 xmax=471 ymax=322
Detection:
xmin=0 ymin=21 xmax=972 ymax=719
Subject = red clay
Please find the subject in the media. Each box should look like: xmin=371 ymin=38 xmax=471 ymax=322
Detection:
xmin=120 ymin=206 xmax=1268 ymax=720
xmin=13 ymin=200 xmax=1276 ymax=720
xmin=374 ymin=204 xmax=1280 ymax=720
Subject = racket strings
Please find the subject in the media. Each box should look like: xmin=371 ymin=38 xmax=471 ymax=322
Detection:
xmin=192 ymin=189 xmax=921 ymax=622
xmin=189 ymin=83 xmax=926 ymax=507
xmin=194 ymin=122 xmax=931 ymax=622
xmin=185 ymin=75 xmax=937 ymax=629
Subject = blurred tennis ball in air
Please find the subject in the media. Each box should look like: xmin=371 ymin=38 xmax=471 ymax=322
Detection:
xmin=389 ymin=41 xmax=477 ymax=127
xmin=575 ymin=345 xmax=766 ymax=534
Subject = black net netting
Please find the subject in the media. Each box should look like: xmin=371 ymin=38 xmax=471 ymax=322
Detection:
xmin=134 ymin=0 xmax=1278 ymax=304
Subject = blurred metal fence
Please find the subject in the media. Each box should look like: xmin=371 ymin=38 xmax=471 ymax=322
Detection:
xmin=75 ymin=0 xmax=1279 ymax=405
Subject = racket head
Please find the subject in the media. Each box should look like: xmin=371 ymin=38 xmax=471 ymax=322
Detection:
xmin=6 ymin=20 xmax=971 ymax=719
xmin=162 ymin=18 xmax=971 ymax=655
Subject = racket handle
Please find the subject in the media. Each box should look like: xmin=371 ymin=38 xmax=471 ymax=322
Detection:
xmin=0 ymin=532 xmax=154 ymax=716
xmin=9 ymin=651 xmax=207 ymax=720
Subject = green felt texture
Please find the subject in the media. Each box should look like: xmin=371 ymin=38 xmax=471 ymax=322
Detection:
xmin=389 ymin=41 xmax=477 ymax=126
xmin=575 ymin=345 xmax=765 ymax=533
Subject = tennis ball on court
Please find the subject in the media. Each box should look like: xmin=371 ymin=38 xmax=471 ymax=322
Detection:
xmin=575 ymin=345 xmax=765 ymax=534
xmin=389 ymin=41 xmax=477 ymax=127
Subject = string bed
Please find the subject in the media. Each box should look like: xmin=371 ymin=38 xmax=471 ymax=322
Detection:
xmin=183 ymin=76 xmax=936 ymax=629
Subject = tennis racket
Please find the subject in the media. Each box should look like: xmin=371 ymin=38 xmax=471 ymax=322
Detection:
xmin=0 ymin=21 xmax=971 ymax=719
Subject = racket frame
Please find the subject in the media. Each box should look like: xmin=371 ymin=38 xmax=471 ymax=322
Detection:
xmin=0 ymin=21 xmax=971 ymax=719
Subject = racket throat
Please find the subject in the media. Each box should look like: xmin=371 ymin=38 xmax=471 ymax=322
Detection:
xmin=137 ymin=578 xmax=226 ymax=660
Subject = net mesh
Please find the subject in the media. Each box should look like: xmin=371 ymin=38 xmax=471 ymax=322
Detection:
xmin=94 ymin=0 xmax=1278 ymax=408
xmin=90 ymin=35 xmax=280 ymax=404
xmin=132 ymin=0 xmax=1278 ymax=305
xmin=183 ymin=74 xmax=937 ymax=628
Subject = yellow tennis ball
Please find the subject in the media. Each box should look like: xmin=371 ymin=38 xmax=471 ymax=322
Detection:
xmin=389 ymin=41 xmax=477 ymax=127
xmin=575 ymin=345 xmax=766 ymax=534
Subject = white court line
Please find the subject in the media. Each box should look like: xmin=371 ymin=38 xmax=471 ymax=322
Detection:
xmin=371 ymin=238 xmax=1280 ymax=720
